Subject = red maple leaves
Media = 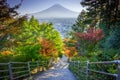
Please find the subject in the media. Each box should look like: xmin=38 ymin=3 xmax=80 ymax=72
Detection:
xmin=76 ymin=27 xmax=104 ymax=42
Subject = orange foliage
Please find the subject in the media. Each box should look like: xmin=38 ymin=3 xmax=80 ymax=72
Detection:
xmin=63 ymin=38 xmax=77 ymax=58
xmin=38 ymin=37 xmax=57 ymax=57
xmin=1 ymin=50 xmax=12 ymax=55
xmin=64 ymin=47 xmax=77 ymax=57
xmin=64 ymin=38 xmax=77 ymax=43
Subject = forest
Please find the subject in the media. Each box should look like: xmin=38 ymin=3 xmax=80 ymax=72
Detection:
xmin=69 ymin=0 xmax=120 ymax=80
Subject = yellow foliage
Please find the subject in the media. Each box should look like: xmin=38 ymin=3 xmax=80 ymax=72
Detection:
xmin=64 ymin=46 xmax=77 ymax=58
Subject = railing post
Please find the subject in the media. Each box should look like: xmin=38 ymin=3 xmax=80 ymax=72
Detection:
xmin=73 ymin=61 xmax=75 ymax=68
xmin=78 ymin=61 xmax=80 ymax=72
xmin=71 ymin=61 xmax=72 ymax=66
xmin=86 ymin=61 xmax=89 ymax=80
xmin=117 ymin=61 xmax=120 ymax=80
xmin=70 ymin=61 xmax=72 ymax=66
xmin=27 ymin=62 xmax=31 ymax=77
xmin=42 ymin=61 xmax=44 ymax=71
xmin=73 ymin=61 xmax=74 ymax=68
xmin=8 ymin=62 xmax=13 ymax=80
xmin=45 ymin=60 xmax=48 ymax=69
xmin=78 ymin=61 xmax=80 ymax=71
xmin=37 ymin=61 xmax=39 ymax=72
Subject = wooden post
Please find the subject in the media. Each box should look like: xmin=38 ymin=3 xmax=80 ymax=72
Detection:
xmin=42 ymin=61 xmax=44 ymax=71
xmin=8 ymin=62 xmax=13 ymax=80
xmin=37 ymin=61 xmax=39 ymax=72
xmin=27 ymin=62 xmax=31 ymax=77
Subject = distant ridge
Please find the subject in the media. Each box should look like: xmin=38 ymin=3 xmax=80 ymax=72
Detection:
xmin=29 ymin=4 xmax=79 ymax=18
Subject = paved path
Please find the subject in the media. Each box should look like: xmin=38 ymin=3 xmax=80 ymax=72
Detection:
xmin=34 ymin=59 xmax=76 ymax=80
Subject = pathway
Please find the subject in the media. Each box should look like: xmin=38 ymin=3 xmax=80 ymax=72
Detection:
xmin=34 ymin=58 xmax=76 ymax=80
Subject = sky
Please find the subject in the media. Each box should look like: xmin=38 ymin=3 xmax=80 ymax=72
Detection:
xmin=7 ymin=0 xmax=84 ymax=15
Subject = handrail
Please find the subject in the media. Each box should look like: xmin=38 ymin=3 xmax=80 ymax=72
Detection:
xmin=12 ymin=66 xmax=27 ymax=69
xmin=0 ymin=63 xmax=8 ymax=65
xmin=90 ymin=60 xmax=119 ymax=64
xmin=11 ymin=62 xmax=28 ymax=64
xmin=69 ymin=60 xmax=120 ymax=80
xmin=89 ymin=69 xmax=117 ymax=77
xmin=0 ymin=60 xmax=49 ymax=80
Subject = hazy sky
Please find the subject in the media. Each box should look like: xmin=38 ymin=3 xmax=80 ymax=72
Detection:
xmin=7 ymin=0 xmax=84 ymax=15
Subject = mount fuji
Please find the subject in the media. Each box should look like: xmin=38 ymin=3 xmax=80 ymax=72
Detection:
xmin=29 ymin=4 xmax=79 ymax=18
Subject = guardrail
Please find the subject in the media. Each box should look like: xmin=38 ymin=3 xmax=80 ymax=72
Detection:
xmin=0 ymin=61 xmax=49 ymax=80
xmin=69 ymin=60 xmax=120 ymax=80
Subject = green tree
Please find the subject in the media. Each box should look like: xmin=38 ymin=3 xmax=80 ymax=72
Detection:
xmin=72 ymin=10 xmax=87 ymax=33
xmin=15 ymin=16 xmax=63 ymax=58
xmin=81 ymin=0 xmax=120 ymax=34
xmin=71 ymin=9 xmax=97 ymax=55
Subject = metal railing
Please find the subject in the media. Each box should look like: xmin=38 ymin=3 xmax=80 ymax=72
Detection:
xmin=69 ymin=60 xmax=120 ymax=80
xmin=0 ymin=61 xmax=49 ymax=80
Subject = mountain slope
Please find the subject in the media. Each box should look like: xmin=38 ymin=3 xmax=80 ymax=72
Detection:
xmin=30 ymin=4 xmax=79 ymax=18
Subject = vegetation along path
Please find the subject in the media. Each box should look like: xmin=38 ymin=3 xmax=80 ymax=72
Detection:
xmin=34 ymin=58 xmax=76 ymax=80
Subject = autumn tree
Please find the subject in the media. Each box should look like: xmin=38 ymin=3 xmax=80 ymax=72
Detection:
xmin=63 ymin=38 xmax=77 ymax=58
xmin=0 ymin=0 xmax=23 ymax=23
xmin=0 ymin=0 xmax=24 ymax=50
xmin=81 ymin=0 xmax=120 ymax=50
xmin=76 ymin=27 xmax=104 ymax=43
xmin=76 ymin=27 xmax=104 ymax=55
xmin=71 ymin=9 xmax=99 ymax=55
xmin=71 ymin=1 xmax=120 ymax=65
xmin=38 ymin=38 xmax=58 ymax=57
